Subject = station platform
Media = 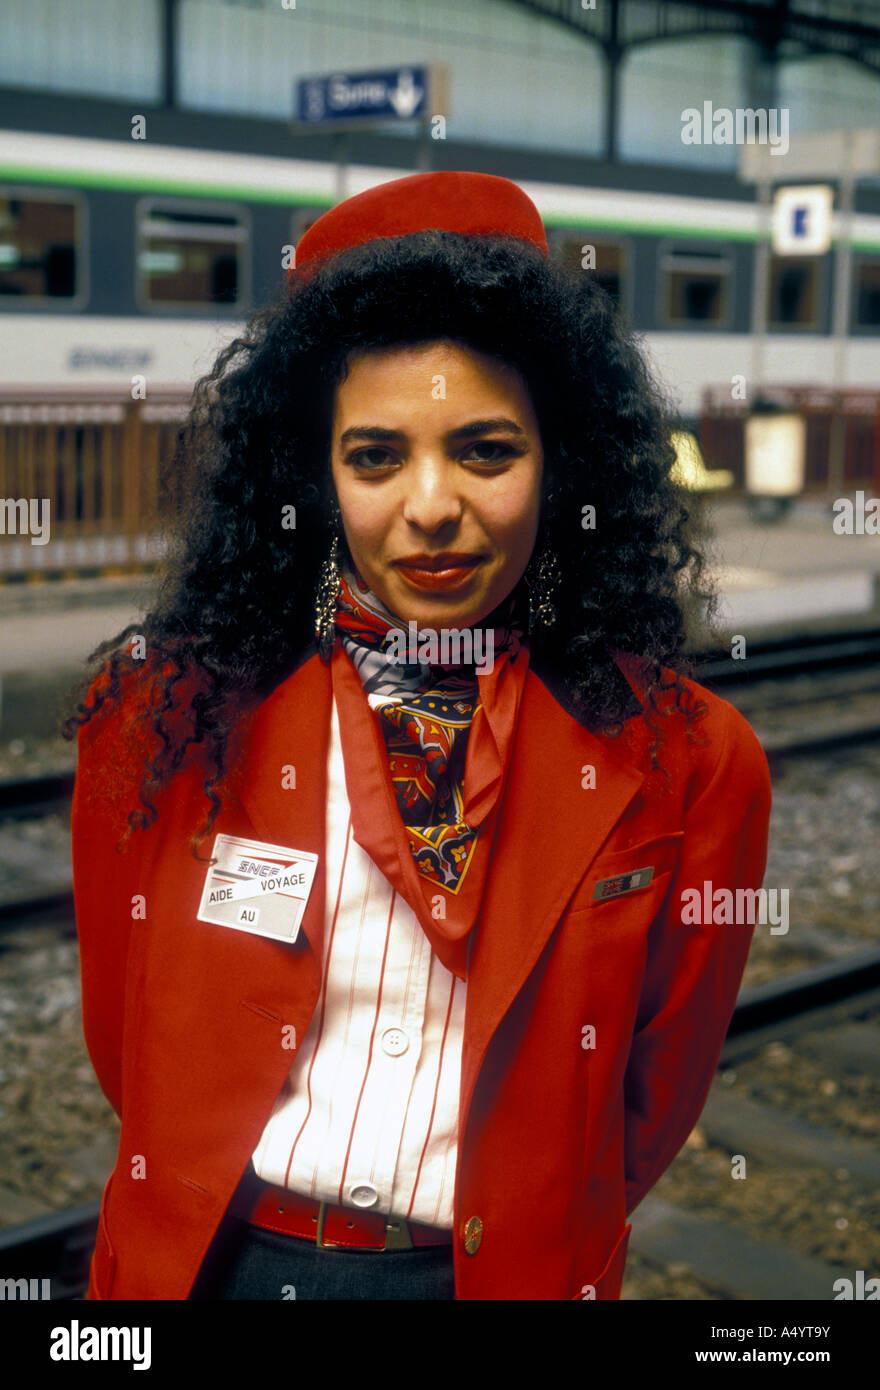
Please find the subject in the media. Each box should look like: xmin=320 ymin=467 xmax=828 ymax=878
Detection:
xmin=704 ymin=498 xmax=880 ymax=635
xmin=0 ymin=497 xmax=878 ymax=739
xmin=0 ymin=575 xmax=155 ymax=741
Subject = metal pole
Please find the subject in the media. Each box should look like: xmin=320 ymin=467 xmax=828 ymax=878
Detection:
xmin=751 ymin=179 xmax=772 ymax=400
xmin=828 ymin=170 xmax=854 ymax=496
xmin=416 ymin=119 xmax=430 ymax=172
xmin=604 ymin=0 xmax=620 ymax=163
xmin=334 ymin=131 xmax=349 ymax=202
xmin=162 ymin=0 xmax=177 ymax=109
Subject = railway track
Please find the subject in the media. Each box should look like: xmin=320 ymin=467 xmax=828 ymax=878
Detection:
xmin=0 ymin=772 xmax=76 ymax=926
xmin=0 ymin=953 xmax=877 ymax=1300
xmin=692 ymin=625 xmax=880 ymax=686
xmin=628 ymin=969 xmax=880 ymax=1301
xmin=0 ymin=771 xmax=75 ymax=823
xmin=692 ymin=625 xmax=880 ymax=760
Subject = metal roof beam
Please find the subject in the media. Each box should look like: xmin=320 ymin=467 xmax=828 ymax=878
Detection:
xmin=505 ymin=0 xmax=880 ymax=56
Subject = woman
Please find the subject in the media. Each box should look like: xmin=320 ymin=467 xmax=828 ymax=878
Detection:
xmin=64 ymin=170 xmax=771 ymax=1301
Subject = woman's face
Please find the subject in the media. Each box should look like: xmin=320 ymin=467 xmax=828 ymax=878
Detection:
xmin=329 ymin=340 xmax=544 ymax=630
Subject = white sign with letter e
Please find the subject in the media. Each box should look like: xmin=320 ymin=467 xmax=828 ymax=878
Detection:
xmin=772 ymin=185 xmax=833 ymax=256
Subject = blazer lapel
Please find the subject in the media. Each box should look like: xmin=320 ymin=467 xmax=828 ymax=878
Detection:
xmin=460 ymin=662 xmax=647 ymax=1130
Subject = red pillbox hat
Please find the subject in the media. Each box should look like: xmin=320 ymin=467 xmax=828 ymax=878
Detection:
xmin=292 ymin=169 xmax=549 ymax=279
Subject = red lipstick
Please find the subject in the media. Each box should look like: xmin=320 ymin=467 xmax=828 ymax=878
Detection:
xmin=394 ymin=553 xmax=484 ymax=592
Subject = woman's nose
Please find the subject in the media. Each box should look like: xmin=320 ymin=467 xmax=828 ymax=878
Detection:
xmin=400 ymin=461 xmax=465 ymax=532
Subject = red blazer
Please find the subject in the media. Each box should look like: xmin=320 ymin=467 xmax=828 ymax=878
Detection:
xmin=71 ymin=645 xmax=771 ymax=1300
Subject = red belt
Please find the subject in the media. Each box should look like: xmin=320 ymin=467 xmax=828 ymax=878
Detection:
xmin=229 ymin=1169 xmax=452 ymax=1251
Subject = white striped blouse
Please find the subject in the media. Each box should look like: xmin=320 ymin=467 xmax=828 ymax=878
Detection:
xmin=250 ymin=693 xmax=467 ymax=1230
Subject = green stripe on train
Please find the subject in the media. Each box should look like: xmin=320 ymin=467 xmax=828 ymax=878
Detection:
xmin=4 ymin=163 xmax=880 ymax=250
xmin=0 ymin=163 xmax=329 ymax=206
xmin=0 ymin=161 xmax=757 ymax=239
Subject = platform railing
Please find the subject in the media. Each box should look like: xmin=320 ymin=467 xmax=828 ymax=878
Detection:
xmin=0 ymin=387 xmax=190 ymax=578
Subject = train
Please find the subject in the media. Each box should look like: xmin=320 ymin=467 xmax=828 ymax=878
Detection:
xmin=3 ymin=122 xmax=880 ymax=423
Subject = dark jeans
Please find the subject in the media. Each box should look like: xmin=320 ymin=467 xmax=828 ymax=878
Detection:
xmin=189 ymin=1211 xmax=456 ymax=1301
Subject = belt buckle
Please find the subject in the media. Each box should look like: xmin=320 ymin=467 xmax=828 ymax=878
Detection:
xmin=315 ymin=1201 xmax=413 ymax=1251
xmin=383 ymin=1216 xmax=414 ymax=1251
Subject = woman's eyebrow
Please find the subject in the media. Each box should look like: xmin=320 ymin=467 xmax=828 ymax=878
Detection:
xmin=339 ymin=417 xmax=526 ymax=446
xmin=339 ymin=425 xmax=402 ymax=445
xmin=447 ymin=417 xmax=526 ymax=438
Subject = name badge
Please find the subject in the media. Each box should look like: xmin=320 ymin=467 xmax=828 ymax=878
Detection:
xmin=197 ymin=833 xmax=318 ymax=944
xmin=592 ymin=866 xmax=654 ymax=902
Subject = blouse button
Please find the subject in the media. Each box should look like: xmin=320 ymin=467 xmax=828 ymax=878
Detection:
xmin=349 ymin=1184 xmax=379 ymax=1208
xmin=382 ymin=1027 xmax=409 ymax=1056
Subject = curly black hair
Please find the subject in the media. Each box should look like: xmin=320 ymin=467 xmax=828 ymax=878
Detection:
xmin=61 ymin=229 xmax=713 ymax=856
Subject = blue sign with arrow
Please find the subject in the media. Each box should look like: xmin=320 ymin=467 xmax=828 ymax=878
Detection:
xmin=297 ymin=67 xmax=430 ymax=124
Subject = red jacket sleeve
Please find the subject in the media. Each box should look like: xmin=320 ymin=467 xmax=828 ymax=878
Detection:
xmin=71 ymin=669 xmax=150 ymax=1119
xmin=623 ymin=698 xmax=771 ymax=1217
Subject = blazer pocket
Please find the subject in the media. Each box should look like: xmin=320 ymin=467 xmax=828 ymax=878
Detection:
xmin=88 ymin=1174 xmax=117 ymax=1300
xmin=570 ymin=1222 xmax=633 ymax=1300
xmin=575 ymin=832 xmax=685 ymax=913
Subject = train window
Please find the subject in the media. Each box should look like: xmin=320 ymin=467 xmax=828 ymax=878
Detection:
xmin=0 ymin=191 xmax=81 ymax=301
xmin=549 ymin=235 xmax=627 ymax=308
xmin=854 ymin=257 xmax=880 ymax=329
xmin=564 ymin=239 xmax=625 ymax=303
xmin=555 ymin=236 xmax=626 ymax=305
xmin=137 ymin=201 xmax=249 ymax=308
xmin=661 ymin=245 xmax=731 ymax=327
xmin=767 ymin=256 xmax=820 ymax=330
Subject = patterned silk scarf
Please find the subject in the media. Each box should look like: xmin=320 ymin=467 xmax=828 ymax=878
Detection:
xmin=330 ymin=568 xmax=531 ymax=978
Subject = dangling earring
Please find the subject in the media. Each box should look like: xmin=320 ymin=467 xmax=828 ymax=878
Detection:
xmin=523 ymin=545 xmax=561 ymax=634
xmin=521 ymin=477 xmax=561 ymax=634
xmin=315 ymin=506 xmax=343 ymax=660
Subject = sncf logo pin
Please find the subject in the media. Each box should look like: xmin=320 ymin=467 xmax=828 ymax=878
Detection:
xmin=592 ymin=866 xmax=654 ymax=902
